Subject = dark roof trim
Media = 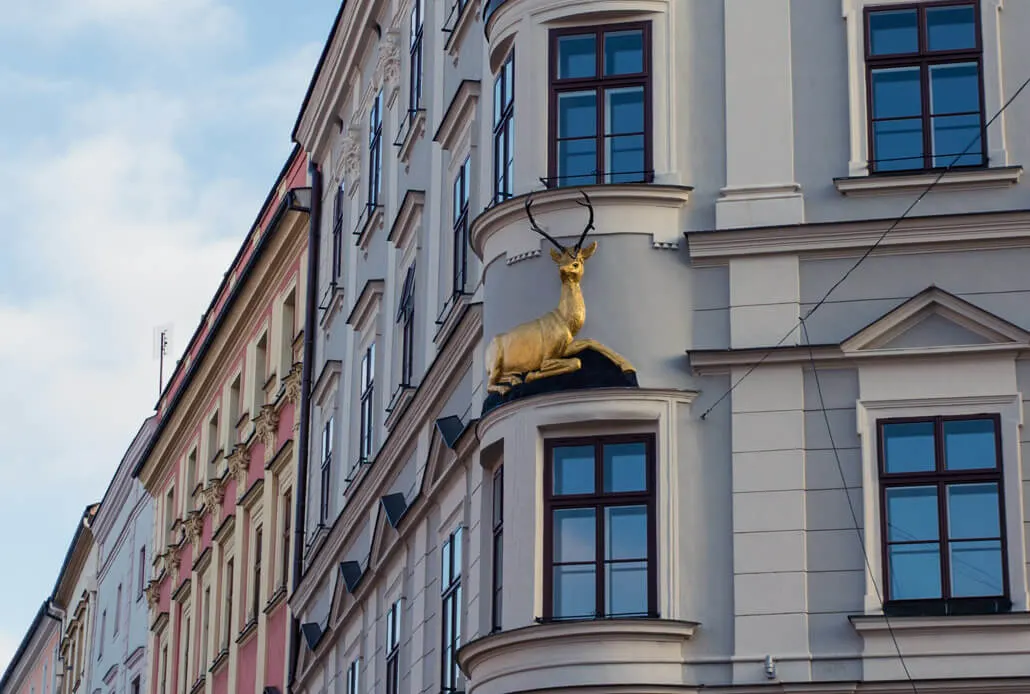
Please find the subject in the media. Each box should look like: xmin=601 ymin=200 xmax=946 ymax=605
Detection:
xmin=132 ymin=150 xmax=308 ymax=480
xmin=0 ymin=601 xmax=49 ymax=691
xmin=292 ymin=1 xmax=350 ymax=143
xmin=51 ymin=504 xmax=98 ymax=600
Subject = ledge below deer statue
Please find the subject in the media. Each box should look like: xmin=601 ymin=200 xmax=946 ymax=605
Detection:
xmin=484 ymin=191 xmax=637 ymax=405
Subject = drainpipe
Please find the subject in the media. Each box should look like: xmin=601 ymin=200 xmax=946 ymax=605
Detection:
xmin=288 ymin=157 xmax=321 ymax=693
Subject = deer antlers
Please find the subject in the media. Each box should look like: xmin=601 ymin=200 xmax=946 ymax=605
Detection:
xmin=524 ymin=190 xmax=595 ymax=255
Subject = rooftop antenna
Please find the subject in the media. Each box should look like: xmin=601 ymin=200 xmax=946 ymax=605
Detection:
xmin=153 ymin=325 xmax=173 ymax=399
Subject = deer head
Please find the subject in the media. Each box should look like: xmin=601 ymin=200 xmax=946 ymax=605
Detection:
xmin=525 ymin=191 xmax=597 ymax=282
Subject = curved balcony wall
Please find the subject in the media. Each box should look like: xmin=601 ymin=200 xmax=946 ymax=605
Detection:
xmin=468 ymin=388 xmax=734 ymax=693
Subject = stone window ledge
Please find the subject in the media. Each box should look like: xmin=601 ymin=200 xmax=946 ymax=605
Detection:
xmin=834 ymin=166 xmax=1023 ymax=197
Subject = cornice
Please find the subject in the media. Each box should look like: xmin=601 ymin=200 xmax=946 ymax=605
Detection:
xmin=346 ymin=279 xmax=385 ymax=330
xmin=266 ymin=438 xmax=295 ymax=477
xmin=434 ymin=79 xmax=481 ymax=152
xmin=290 ymin=303 xmax=483 ymax=613
xmin=239 ymin=477 xmax=265 ymax=511
xmin=388 ymin=190 xmax=426 ymax=251
xmin=471 ymin=184 xmax=693 ymax=259
xmin=311 ymin=360 xmax=343 ymax=406
xmin=686 ymin=208 xmax=1030 ymax=261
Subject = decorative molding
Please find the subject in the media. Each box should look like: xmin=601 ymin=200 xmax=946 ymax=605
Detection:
xmin=282 ymin=361 xmax=303 ymax=408
xmin=183 ymin=511 xmax=203 ymax=553
xmin=201 ymin=477 xmax=226 ymax=525
xmin=226 ymin=446 xmax=249 ymax=497
xmin=253 ymin=404 xmax=280 ymax=458
xmin=434 ymin=79 xmax=481 ymax=152
xmin=472 ymin=185 xmax=693 ymax=259
xmin=346 ymin=279 xmax=385 ymax=332
xmin=144 ymin=580 xmax=161 ymax=610
xmin=686 ymin=208 xmax=1030 ymax=261
xmin=376 ymin=31 xmax=402 ymax=106
xmin=444 ymin=0 xmax=481 ymax=60
xmin=355 ymin=205 xmax=385 ymax=252
xmin=834 ymin=166 xmax=1023 ymax=197
xmin=651 ymin=240 xmax=679 ymax=251
xmin=505 ymin=249 xmax=541 ymax=265
xmin=340 ymin=130 xmax=362 ymax=185
xmin=396 ymin=111 xmax=426 ymax=167
xmin=388 ymin=190 xmax=426 ymax=252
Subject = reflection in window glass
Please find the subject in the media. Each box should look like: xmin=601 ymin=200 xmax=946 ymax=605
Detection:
xmin=883 ymin=421 xmax=935 ymax=473
xmin=558 ymin=35 xmax=596 ymax=79
xmin=944 ymin=418 xmax=996 ymax=470
xmin=868 ymin=9 xmax=918 ymax=55
xmin=926 ymin=5 xmax=977 ymax=51
xmin=553 ymin=446 xmax=595 ymax=495
xmin=603 ymin=30 xmax=643 ymax=75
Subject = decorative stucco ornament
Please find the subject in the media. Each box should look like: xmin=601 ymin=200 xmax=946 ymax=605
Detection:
xmin=341 ymin=133 xmax=362 ymax=180
xmin=254 ymin=404 xmax=280 ymax=449
xmin=484 ymin=192 xmax=636 ymax=405
xmin=377 ymin=31 xmax=402 ymax=89
xmin=283 ymin=362 xmax=303 ymax=406
xmin=226 ymin=446 xmax=249 ymax=488
xmin=144 ymin=580 xmax=161 ymax=609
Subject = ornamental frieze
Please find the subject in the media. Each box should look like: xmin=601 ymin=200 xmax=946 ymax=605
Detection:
xmin=184 ymin=511 xmax=203 ymax=552
xmin=144 ymin=580 xmax=161 ymax=610
xmin=253 ymin=404 xmax=280 ymax=454
xmin=282 ymin=362 xmax=302 ymax=407
xmin=226 ymin=446 xmax=249 ymax=496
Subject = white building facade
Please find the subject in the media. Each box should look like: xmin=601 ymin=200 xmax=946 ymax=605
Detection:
xmin=289 ymin=1 xmax=1030 ymax=693
xmin=88 ymin=418 xmax=157 ymax=694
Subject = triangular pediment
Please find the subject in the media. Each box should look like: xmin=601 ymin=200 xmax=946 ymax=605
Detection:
xmin=841 ymin=287 xmax=1030 ymax=355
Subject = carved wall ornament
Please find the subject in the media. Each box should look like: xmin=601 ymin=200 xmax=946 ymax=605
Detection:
xmin=184 ymin=511 xmax=203 ymax=551
xmin=144 ymin=580 xmax=161 ymax=610
xmin=376 ymin=31 xmax=402 ymax=92
xmin=341 ymin=132 xmax=362 ymax=181
xmin=254 ymin=404 xmax=280 ymax=451
xmin=165 ymin=551 xmax=181 ymax=580
xmin=226 ymin=446 xmax=249 ymax=491
xmin=483 ymin=192 xmax=637 ymax=411
xmin=283 ymin=362 xmax=303 ymax=406
xmin=201 ymin=477 xmax=226 ymax=512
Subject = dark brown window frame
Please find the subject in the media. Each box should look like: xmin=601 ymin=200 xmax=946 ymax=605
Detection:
xmin=877 ymin=413 xmax=1010 ymax=616
xmin=492 ymin=51 xmax=515 ymax=204
xmin=863 ymin=0 xmax=986 ymax=173
xmin=251 ymin=528 xmax=263 ymax=619
xmin=331 ymin=181 xmax=345 ymax=282
xmin=546 ymin=22 xmax=654 ymax=188
xmin=385 ymin=599 xmax=401 ymax=694
xmin=491 ymin=465 xmax=504 ymax=633
xmin=320 ymin=416 xmax=333 ymax=524
xmin=409 ymin=0 xmax=424 ymax=113
xmin=441 ymin=526 xmax=464 ymax=692
xmin=452 ymin=157 xmax=471 ymax=296
xmin=543 ymin=434 xmax=658 ymax=621
xmin=368 ymin=91 xmax=384 ymax=213
xmin=280 ymin=489 xmax=292 ymax=588
xmin=359 ymin=343 xmax=376 ymax=463
xmin=397 ymin=263 xmax=417 ymax=387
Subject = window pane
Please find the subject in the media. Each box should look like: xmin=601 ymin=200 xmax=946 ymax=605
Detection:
xmin=885 ymin=486 xmax=939 ymax=542
xmin=871 ymin=67 xmax=922 ymax=119
xmin=557 ymin=139 xmax=598 ymax=187
xmin=605 ymin=87 xmax=644 ymax=135
xmin=888 ymin=543 xmax=942 ymax=599
xmin=554 ymin=508 xmax=595 ymax=563
xmin=606 ymin=135 xmax=645 ymax=184
xmin=944 ymin=419 xmax=996 ymax=470
xmin=949 ymin=540 xmax=1003 ymax=597
xmin=553 ymin=445 xmax=595 ymax=495
xmin=882 ymin=421 xmax=935 ymax=473
xmin=442 ymin=540 xmax=452 ymax=587
xmin=947 ymin=483 xmax=1000 ymax=539
xmin=558 ymin=91 xmax=597 ymax=138
xmin=554 ymin=564 xmax=595 ymax=618
xmin=932 ymin=114 xmax=983 ymax=167
xmin=868 ymin=9 xmax=918 ymax=55
xmin=558 ymin=34 xmax=596 ymax=79
xmin=603 ymin=442 xmax=647 ymax=493
xmin=927 ymin=5 xmax=977 ymax=51
xmin=930 ymin=63 xmax=980 ymax=115
xmin=603 ymin=29 xmax=643 ymax=76
xmin=605 ymin=561 xmax=648 ymax=616
xmin=453 ymin=527 xmax=463 ymax=578
xmin=504 ymin=58 xmax=513 ymax=107
xmin=605 ymin=506 xmax=647 ymax=560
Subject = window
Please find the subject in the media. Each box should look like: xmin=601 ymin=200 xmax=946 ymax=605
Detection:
xmin=441 ymin=527 xmax=463 ymax=692
xmin=208 ymin=409 xmax=221 ymax=465
xmin=544 ymin=435 xmax=656 ymax=620
xmin=280 ymin=490 xmax=292 ymax=588
xmin=493 ymin=52 xmax=515 ymax=203
xmin=131 ymin=677 xmax=140 ymax=694
xmin=252 ymin=529 xmax=263 ymax=618
xmin=229 ymin=376 xmax=242 ymax=444
xmin=359 ymin=344 xmax=376 ymax=463
xmin=346 ymin=659 xmax=360 ymax=694
xmin=409 ymin=0 xmax=424 ymax=112
xmin=878 ymin=415 xmax=1007 ymax=614
xmin=368 ymin=91 xmax=384 ymax=212
xmin=549 ymin=23 xmax=652 ymax=187
xmin=491 ymin=466 xmax=504 ymax=632
xmin=181 ymin=612 xmax=191 ymax=694
xmin=160 ymin=644 xmax=168 ymax=694
xmin=255 ymin=333 xmax=269 ymax=406
xmin=397 ymin=263 xmax=417 ymax=386
xmin=222 ymin=559 xmax=234 ymax=646
xmin=114 ymin=584 xmax=122 ymax=635
xmin=200 ymin=586 xmax=210 ymax=675
xmin=99 ymin=610 xmax=106 ymax=658
xmin=165 ymin=487 xmax=175 ymax=542
xmin=186 ymin=448 xmax=198 ymax=497
xmin=385 ymin=599 xmax=401 ymax=694
xmin=332 ymin=181 xmax=345 ymax=281
xmin=139 ymin=547 xmax=147 ymax=598
xmin=282 ymin=289 xmax=297 ymax=372
xmin=320 ymin=416 xmax=334 ymax=524
xmin=452 ymin=158 xmax=471 ymax=296
xmin=865 ymin=2 xmax=984 ymax=172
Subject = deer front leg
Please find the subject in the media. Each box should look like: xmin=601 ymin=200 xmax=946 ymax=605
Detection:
xmin=563 ymin=339 xmax=636 ymax=373
xmin=524 ymin=357 xmax=582 ymax=383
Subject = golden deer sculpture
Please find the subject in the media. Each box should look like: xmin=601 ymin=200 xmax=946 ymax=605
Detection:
xmin=486 ymin=192 xmax=636 ymax=396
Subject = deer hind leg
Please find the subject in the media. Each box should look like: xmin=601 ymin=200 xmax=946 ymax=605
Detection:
xmin=563 ymin=338 xmax=636 ymax=373
xmin=524 ymin=357 xmax=582 ymax=383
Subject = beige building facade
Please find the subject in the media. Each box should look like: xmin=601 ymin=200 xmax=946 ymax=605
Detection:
xmin=289 ymin=1 xmax=1030 ymax=693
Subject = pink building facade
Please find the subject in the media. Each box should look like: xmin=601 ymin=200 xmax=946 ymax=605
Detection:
xmin=133 ymin=147 xmax=310 ymax=694
xmin=0 ymin=602 xmax=61 ymax=694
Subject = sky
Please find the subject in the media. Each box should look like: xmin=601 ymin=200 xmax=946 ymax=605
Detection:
xmin=0 ymin=0 xmax=340 ymax=675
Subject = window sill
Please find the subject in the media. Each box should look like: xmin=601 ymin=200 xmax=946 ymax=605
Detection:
xmin=189 ymin=675 xmax=205 ymax=694
xmin=208 ymin=647 xmax=229 ymax=674
xmin=385 ymin=384 xmax=416 ymax=431
xmin=444 ymin=0 xmax=478 ymax=57
xmin=435 ymin=292 xmax=472 ymax=348
xmin=264 ymin=584 xmax=288 ymax=614
xmin=236 ymin=616 xmax=258 ymax=645
xmin=353 ymin=205 xmax=384 ymax=252
xmin=834 ymin=165 xmax=1023 ymax=197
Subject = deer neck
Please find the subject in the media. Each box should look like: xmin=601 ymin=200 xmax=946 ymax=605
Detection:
xmin=557 ymin=277 xmax=585 ymax=336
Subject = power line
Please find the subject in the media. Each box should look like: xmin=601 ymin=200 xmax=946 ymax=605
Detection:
xmin=800 ymin=318 xmax=918 ymax=693
xmin=699 ymin=70 xmax=1030 ymax=421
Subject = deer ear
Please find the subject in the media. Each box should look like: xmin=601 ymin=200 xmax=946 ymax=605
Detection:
xmin=579 ymin=241 xmax=598 ymax=260
xmin=550 ymin=248 xmax=564 ymax=264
